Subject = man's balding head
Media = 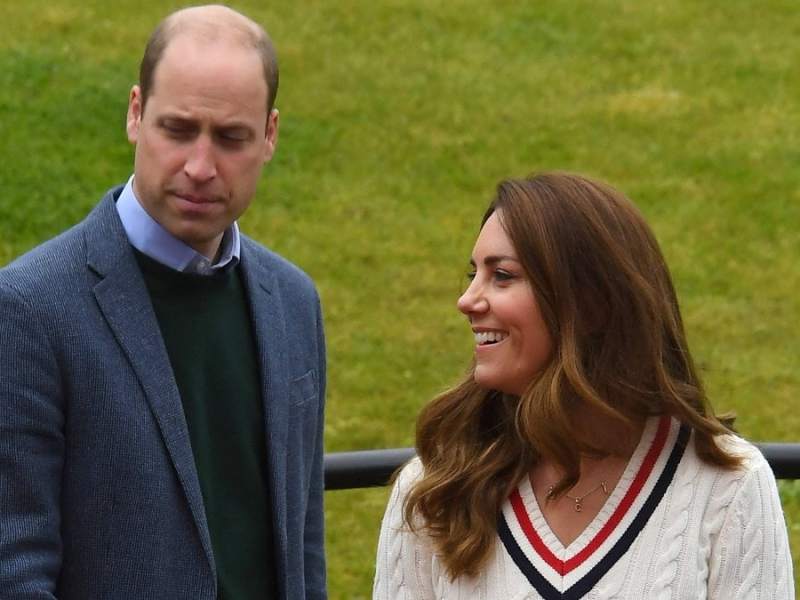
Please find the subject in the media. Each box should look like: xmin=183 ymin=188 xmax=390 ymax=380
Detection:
xmin=138 ymin=5 xmax=279 ymax=113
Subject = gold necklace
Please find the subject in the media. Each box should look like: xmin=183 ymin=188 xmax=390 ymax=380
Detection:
xmin=546 ymin=481 xmax=609 ymax=513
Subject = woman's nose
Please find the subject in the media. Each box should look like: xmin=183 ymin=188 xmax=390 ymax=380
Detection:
xmin=457 ymin=279 xmax=488 ymax=316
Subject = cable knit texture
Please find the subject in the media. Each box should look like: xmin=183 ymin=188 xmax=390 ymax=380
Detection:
xmin=373 ymin=419 xmax=794 ymax=600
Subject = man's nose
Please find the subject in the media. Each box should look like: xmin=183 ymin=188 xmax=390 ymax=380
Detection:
xmin=184 ymin=138 xmax=217 ymax=182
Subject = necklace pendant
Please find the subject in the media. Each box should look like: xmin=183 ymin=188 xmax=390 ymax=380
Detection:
xmin=574 ymin=498 xmax=583 ymax=512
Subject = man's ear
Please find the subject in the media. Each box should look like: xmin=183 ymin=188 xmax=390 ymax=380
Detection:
xmin=263 ymin=108 xmax=279 ymax=163
xmin=126 ymin=85 xmax=143 ymax=144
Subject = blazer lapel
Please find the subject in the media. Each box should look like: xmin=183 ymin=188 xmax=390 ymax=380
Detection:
xmin=238 ymin=244 xmax=290 ymax=575
xmin=83 ymin=193 xmax=216 ymax=577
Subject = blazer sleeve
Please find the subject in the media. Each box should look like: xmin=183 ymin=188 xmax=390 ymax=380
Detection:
xmin=0 ymin=282 xmax=63 ymax=599
xmin=707 ymin=456 xmax=795 ymax=599
xmin=303 ymin=294 xmax=328 ymax=599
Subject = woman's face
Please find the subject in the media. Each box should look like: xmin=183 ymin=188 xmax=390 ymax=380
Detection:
xmin=457 ymin=211 xmax=552 ymax=396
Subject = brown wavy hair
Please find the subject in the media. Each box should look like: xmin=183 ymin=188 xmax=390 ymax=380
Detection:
xmin=403 ymin=172 xmax=740 ymax=579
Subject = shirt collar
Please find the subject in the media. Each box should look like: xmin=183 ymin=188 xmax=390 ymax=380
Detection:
xmin=115 ymin=176 xmax=240 ymax=275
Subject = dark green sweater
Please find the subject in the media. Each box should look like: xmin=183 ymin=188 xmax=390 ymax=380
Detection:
xmin=135 ymin=251 xmax=276 ymax=599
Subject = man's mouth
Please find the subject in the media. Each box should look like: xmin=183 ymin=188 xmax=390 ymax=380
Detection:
xmin=175 ymin=193 xmax=215 ymax=204
xmin=474 ymin=331 xmax=508 ymax=346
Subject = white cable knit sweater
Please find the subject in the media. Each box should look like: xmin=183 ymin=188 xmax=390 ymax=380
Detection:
xmin=373 ymin=417 xmax=794 ymax=599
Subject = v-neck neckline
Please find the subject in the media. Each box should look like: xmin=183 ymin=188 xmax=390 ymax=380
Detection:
xmin=523 ymin=415 xmax=663 ymax=555
xmin=497 ymin=416 xmax=690 ymax=598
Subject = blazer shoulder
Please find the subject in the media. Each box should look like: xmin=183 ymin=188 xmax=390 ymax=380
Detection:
xmin=240 ymin=234 xmax=318 ymax=295
xmin=0 ymin=186 xmax=123 ymax=298
xmin=1 ymin=223 xmax=86 ymax=297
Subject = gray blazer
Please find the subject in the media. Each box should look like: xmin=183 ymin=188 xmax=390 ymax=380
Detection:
xmin=0 ymin=187 xmax=327 ymax=599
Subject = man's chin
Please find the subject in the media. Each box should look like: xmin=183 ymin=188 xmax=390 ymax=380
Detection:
xmin=163 ymin=224 xmax=223 ymax=257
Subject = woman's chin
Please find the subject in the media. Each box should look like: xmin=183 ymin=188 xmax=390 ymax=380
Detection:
xmin=473 ymin=373 xmax=519 ymax=396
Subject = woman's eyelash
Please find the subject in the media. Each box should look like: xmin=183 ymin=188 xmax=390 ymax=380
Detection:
xmin=465 ymin=269 xmax=516 ymax=282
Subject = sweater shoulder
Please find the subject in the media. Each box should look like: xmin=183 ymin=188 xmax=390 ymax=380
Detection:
xmin=720 ymin=432 xmax=764 ymax=458
xmin=679 ymin=432 xmax=775 ymax=519
xmin=685 ymin=431 xmax=769 ymax=476
xmin=711 ymin=433 xmax=770 ymax=478
xmin=389 ymin=456 xmax=426 ymax=505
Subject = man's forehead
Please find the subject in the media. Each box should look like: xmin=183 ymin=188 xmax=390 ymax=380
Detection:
xmin=147 ymin=38 xmax=268 ymax=119
xmin=160 ymin=30 xmax=256 ymax=59
xmin=154 ymin=32 xmax=264 ymax=87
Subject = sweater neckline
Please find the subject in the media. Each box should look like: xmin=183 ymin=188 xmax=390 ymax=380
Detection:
xmin=498 ymin=416 xmax=689 ymax=597
xmin=523 ymin=415 xmax=664 ymax=556
xmin=133 ymin=247 xmax=236 ymax=290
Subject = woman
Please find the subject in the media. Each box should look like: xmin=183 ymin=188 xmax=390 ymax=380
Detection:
xmin=373 ymin=172 xmax=793 ymax=599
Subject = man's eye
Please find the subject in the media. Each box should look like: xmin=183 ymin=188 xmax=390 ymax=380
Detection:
xmin=217 ymin=131 xmax=250 ymax=145
xmin=162 ymin=124 xmax=192 ymax=138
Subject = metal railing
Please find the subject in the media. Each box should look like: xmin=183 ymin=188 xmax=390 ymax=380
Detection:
xmin=323 ymin=443 xmax=800 ymax=491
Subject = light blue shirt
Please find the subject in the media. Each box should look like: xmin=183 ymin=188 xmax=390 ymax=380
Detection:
xmin=115 ymin=176 xmax=240 ymax=275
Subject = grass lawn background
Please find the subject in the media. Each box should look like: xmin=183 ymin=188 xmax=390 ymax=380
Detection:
xmin=2 ymin=1 xmax=798 ymax=596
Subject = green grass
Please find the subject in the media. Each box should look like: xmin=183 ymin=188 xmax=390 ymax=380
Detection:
xmin=2 ymin=1 xmax=799 ymax=596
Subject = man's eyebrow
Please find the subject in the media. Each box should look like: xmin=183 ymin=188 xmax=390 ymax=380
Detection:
xmin=155 ymin=117 xmax=255 ymax=138
xmin=468 ymin=255 xmax=520 ymax=267
xmin=156 ymin=116 xmax=252 ymax=129
xmin=157 ymin=115 xmax=197 ymax=126
xmin=215 ymin=123 xmax=255 ymax=135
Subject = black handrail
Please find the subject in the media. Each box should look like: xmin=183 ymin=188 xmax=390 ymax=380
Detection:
xmin=323 ymin=443 xmax=800 ymax=491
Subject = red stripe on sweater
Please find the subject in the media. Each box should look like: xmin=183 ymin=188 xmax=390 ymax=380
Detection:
xmin=510 ymin=488 xmax=565 ymax=574
xmin=563 ymin=416 xmax=670 ymax=571
xmin=510 ymin=416 xmax=672 ymax=576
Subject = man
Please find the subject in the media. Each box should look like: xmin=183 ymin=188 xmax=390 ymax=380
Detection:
xmin=0 ymin=5 xmax=326 ymax=599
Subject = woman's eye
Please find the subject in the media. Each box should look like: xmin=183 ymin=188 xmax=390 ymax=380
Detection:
xmin=494 ymin=270 xmax=515 ymax=282
xmin=466 ymin=271 xmax=477 ymax=281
